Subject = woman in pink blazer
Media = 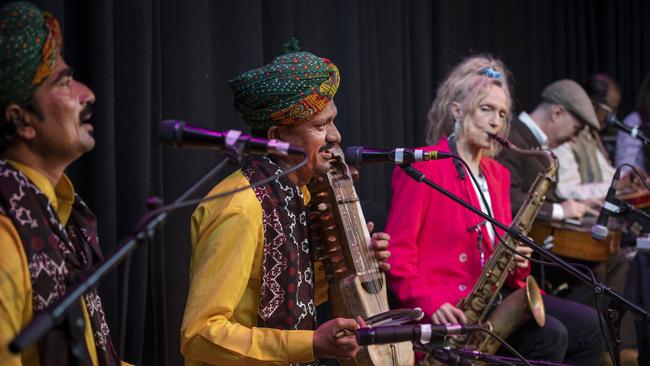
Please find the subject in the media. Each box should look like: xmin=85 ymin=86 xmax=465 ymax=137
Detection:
xmin=385 ymin=56 xmax=603 ymax=365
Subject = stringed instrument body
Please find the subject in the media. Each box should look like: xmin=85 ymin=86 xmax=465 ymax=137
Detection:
xmin=529 ymin=219 xmax=620 ymax=262
xmin=307 ymin=145 xmax=414 ymax=366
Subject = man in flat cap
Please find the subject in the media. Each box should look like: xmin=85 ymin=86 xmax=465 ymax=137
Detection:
xmin=0 ymin=2 xmax=121 ymax=366
xmin=180 ymin=40 xmax=391 ymax=366
xmin=498 ymin=79 xmax=603 ymax=222
xmin=553 ymin=75 xmax=641 ymax=204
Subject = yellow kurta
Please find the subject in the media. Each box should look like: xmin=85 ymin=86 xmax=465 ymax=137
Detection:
xmin=0 ymin=160 xmax=99 ymax=366
xmin=181 ymin=170 xmax=328 ymax=366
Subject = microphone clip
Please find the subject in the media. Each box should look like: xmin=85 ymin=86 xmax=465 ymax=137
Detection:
xmin=222 ymin=130 xmax=249 ymax=164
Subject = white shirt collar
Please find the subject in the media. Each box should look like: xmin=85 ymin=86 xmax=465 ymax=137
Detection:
xmin=518 ymin=111 xmax=549 ymax=149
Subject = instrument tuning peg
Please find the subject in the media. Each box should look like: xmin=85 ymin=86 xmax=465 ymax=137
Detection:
xmin=330 ymin=255 xmax=344 ymax=263
xmin=317 ymin=254 xmax=331 ymax=262
xmin=317 ymin=203 xmax=330 ymax=212
xmin=323 ymin=224 xmax=336 ymax=233
xmin=327 ymin=244 xmax=342 ymax=253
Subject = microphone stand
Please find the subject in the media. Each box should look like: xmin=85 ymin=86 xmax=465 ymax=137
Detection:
xmin=8 ymin=145 xmax=245 ymax=357
xmin=399 ymin=164 xmax=650 ymax=366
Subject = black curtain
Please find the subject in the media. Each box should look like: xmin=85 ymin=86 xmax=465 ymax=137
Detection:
xmin=21 ymin=0 xmax=650 ymax=365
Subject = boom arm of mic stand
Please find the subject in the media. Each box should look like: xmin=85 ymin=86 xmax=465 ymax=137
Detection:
xmin=9 ymin=153 xmax=236 ymax=354
xmin=399 ymin=165 xmax=650 ymax=325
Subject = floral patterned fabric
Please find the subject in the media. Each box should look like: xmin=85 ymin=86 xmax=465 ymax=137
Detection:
xmin=229 ymin=38 xmax=339 ymax=129
xmin=0 ymin=1 xmax=61 ymax=108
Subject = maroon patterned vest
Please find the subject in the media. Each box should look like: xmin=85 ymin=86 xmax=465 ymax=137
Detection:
xmin=0 ymin=160 xmax=118 ymax=366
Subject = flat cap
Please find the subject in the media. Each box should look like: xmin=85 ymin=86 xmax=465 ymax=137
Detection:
xmin=541 ymin=79 xmax=599 ymax=130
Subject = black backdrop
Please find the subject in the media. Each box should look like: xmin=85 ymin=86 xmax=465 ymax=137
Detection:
xmin=18 ymin=0 xmax=650 ymax=365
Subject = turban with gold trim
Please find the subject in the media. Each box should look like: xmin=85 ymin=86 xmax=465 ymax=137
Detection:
xmin=229 ymin=38 xmax=340 ymax=129
xmin=0 ymin=1 xmax=61 ymax=108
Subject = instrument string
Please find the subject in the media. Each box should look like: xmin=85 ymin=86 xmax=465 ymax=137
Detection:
xmin=332 ymin=172 xmax=385 ymax=311
xmin=333 ymin=179 xmax=372 ymax=281
xmin=343 ymin=174 xmax=385 ymax=311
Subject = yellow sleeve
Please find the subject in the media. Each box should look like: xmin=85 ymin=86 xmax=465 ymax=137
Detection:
xmin=0 ymin=215 xmax=38 ymax=366
xmin=180 ymin=172 xmax=314 ymax=366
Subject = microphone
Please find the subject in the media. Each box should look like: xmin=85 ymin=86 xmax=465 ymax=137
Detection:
xmin=344 ymin=146 xmax=452 ymax=166
xmin=158 ymin=120 xmax=304 ymax=156
xmin=605 ymin=114 xmax=650 ymax=145
xmin=356 ymin=323 xmax=482 ymax=346
xmin=591 ymin=168 xmax=622 ymax=241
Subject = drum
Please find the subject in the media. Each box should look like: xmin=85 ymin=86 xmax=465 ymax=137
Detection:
xmin=529 ymin=218 xmax=621 ymax=262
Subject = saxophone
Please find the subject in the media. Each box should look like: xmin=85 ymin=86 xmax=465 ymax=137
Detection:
xmin=424 ymin=134 xmax=558 ymax=365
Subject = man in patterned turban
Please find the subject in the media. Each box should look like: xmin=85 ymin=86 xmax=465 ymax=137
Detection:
xmin=181 ymin=40 xmax=392 ymax=365
xmin=0 ymin=2 xmax=121 ymax=366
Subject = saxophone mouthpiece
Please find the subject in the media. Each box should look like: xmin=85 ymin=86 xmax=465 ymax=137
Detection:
xmin=488 ymin=132 xmax=511 ymax=148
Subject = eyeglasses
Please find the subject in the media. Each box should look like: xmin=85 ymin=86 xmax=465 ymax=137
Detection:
xmin=594 ymin=101 xmax=614 ymax=113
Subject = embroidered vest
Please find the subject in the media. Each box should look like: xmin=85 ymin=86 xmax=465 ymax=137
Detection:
xmin=241 ymin=156 xmax=316 ymax=332
xmin=0 ymin=160 xmax=117 ymax=366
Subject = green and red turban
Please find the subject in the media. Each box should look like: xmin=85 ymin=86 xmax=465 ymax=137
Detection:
xmin=229 ymin=39 xmax=340 ymax=129
xmin=0 ymin=1 xmax=61 ymax=108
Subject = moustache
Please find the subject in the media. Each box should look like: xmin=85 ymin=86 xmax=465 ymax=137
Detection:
xmin=79 ymin=104 xmax=93 ymax=122
xmin=319 ymin=143 xmax=335 ymax=153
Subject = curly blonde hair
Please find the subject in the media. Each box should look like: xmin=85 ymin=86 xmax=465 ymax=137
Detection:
xmin=425 ymin=55 xmax=513 ymax=157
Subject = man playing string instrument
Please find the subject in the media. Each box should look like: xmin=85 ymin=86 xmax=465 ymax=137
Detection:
xmin=180 ymin=40 xmax=391 ymax=366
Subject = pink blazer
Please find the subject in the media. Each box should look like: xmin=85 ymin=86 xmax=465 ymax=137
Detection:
xmin=385 ymin=136 xmax=530 ymax=317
